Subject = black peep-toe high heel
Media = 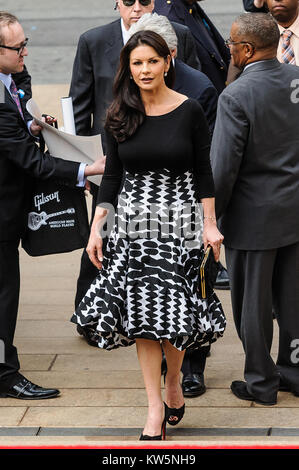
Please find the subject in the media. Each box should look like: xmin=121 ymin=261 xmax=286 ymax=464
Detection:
xmin=164 ymin=401 xmax=185 ymax=426
xmin=139 ymin=419 xmax=166 ymax=441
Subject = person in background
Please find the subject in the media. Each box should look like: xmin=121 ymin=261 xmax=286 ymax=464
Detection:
xmin=0 ymin=11 xmax=104 ymax=401
xmin=243 ymin=0 xmax=299 ymax=65
xmin=211 ymin=13 xmax=299 ymax=406
xmin=154 ymin=0 xmax=231 ymax=93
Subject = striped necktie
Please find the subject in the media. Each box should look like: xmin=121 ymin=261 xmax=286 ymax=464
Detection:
xmin=281 ymin=30 xmax=296 ymax=65
xmin=10 ymin=78 xmax=24 ymax=119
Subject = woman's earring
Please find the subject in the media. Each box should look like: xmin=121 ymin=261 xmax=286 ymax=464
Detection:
xmin=130 ymin=75 xmax=133 ymax=80
xmin=164 ymin=72 xmax=168 ymax=77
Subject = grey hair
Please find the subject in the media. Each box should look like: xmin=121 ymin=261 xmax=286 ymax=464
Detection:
xmin=128 ymin=13 xmax=178 ymax=51
xmin=234 ymin=13 xmax=280 ymax=49
xmin=0 ymin=11 xmax=18 ymax=44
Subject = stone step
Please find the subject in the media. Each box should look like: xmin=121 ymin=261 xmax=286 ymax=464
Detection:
xmin=14 ymin=406 xmax=299 ymax=428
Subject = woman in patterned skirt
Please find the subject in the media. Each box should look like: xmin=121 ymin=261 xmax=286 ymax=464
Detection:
xmin=71 ymin=30 xmax=225 ymax=440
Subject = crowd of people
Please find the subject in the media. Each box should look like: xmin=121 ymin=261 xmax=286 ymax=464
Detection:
xmin=0 ymin=0 xmax=299 ymax=440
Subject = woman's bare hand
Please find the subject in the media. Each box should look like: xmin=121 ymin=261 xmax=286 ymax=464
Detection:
xmin=86 ymin=223 xmax=104 ymax=270
xmin=203 ymin=221 xmax=224 ymax=262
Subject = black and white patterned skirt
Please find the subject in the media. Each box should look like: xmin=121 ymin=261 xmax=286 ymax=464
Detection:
xmin=71 ymin=169 xmax=226 ymax=351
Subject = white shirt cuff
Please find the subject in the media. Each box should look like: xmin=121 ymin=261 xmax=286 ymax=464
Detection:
xmin=77 ymin=163 xmax=87 ymax=187
xmin=27 ymin=119 xmax=33 ymax=135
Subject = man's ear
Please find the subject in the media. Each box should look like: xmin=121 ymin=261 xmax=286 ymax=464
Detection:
xmin=245 ymin=43 xmax=255 ymax=58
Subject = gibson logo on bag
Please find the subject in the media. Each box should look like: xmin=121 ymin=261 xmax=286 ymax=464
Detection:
xmin=34 ymin=191 xmax=61 ymax=211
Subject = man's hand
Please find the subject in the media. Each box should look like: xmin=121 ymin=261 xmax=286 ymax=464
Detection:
xmin=30 ymin=119 xmax=43 ymax=136
xmin=30 ymin=115 xmax=57 ymax=137
xmin=254 ymin=0 xmax=266 ymax=7
xmin=84 ymin=156 xmax=106 ymax=177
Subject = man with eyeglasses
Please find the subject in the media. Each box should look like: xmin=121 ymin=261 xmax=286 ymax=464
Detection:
xmin=211 ymin=13 xmax=299 ymax=405
xmin=0 ymin=11 xmax=105 ymax=400
xmin=70 ymin=0 xmax=201 ymax=345
xmin=0 ymin=34 xmax=36 ymax=132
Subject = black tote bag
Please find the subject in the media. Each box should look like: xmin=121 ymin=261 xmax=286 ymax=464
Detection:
xmin=21 ymin=178 xmax=90 ymax=256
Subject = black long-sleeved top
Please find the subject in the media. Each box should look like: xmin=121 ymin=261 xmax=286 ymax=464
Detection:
xmin=97 ymin=98 xmax=215 ymax=205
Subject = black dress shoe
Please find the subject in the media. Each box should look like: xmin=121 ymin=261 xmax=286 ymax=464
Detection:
xmin=76 ymin=324 xmax=98 ymax=347
xmin=214 ymin=263 xmax=230 ymax=290
xmin=231 ymin=381 xmax=277 ymax=406
xmin=0 ymin=377 xmax=60 ymax=400
xmin=182 ymin=373 xmax=206 ymax=398
xmin=279 ymin=379 xmax=299 ymax=396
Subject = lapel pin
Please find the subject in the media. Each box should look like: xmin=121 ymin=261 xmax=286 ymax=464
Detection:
xmin=17 ymin=89 xmax=25 ymax=99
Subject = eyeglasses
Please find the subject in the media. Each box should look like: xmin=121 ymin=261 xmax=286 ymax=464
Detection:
xmin=0 ymin=38 xmax=29 ymax=56
xmin=225 ymin=38 xmax=255 ymax=49
xmin=122 ymin=0 xmax=152 ymax=6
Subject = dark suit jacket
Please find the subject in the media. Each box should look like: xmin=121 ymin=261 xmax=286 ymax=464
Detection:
xmin=12 ymin=66 xmax=32 ymax=123
xmin=243 ymin=0 xmax=268 ymax=12
xmin=0 ymin=86 xmax=80 ymax=242
xmin=69 ymin=18 xmax=200 ymax=148
xmin=174 ymin=59 xmax=218 ymax=134
xmin=211 ymin=59 xmax=299 ymax=250
xmin=154 ymin=0 xmax=231 ymax=93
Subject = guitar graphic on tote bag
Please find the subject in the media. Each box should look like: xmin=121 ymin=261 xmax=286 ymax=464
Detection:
xmin=28 ymin=208 xmax=75 ymax=231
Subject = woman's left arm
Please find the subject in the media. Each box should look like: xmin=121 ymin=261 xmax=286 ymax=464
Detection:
xmin=201 ymin=197 xmax=224 ymax=262
xmin=191 ymin=101 xmax=224 ymax=260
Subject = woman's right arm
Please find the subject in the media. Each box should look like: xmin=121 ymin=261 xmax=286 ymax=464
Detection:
xmin=86 ymin=206 xmax=108 ymax=270
xmin=87 ymin=130 xmax=123 ymax=269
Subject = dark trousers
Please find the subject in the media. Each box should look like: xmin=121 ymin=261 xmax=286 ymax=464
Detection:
xmin=0 ymin=240 xmax=23 ymax=390
xmin=226 ymin=242 xmax=299 ymax=402
xmin=181 ymin=345 xmax=210 ymax=375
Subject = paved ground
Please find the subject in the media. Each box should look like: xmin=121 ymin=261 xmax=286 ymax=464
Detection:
xmin=1 ymin=0 xmax=299 ymax=448
xmin=1 ymin=200 xmax=299 ymax=445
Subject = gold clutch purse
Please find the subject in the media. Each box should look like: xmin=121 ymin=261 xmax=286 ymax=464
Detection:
xmin=199 ymin=245 xmax=219 ymax=300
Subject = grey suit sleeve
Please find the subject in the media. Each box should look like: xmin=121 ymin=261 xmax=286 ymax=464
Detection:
xmin=210 ymin=91 xmax=249 ymax=218
xmin=69 ymin=35 xmax=94 ymax=136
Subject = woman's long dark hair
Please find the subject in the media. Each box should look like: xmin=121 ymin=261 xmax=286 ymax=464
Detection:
xmin=105 ymin=30 xmax=175 ymax=142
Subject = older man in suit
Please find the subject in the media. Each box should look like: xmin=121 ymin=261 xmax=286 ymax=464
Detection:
xmin=211 ymin=12 xmax=299 ymax=405
xmin=0 ymin=12 xmax=103 ymax=399
xmin=70 ymin=0 xmax=202 ymax=339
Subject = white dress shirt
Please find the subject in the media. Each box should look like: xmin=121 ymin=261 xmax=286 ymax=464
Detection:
xmin=121 ymin=19 xmax=131 ymax=45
